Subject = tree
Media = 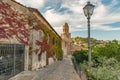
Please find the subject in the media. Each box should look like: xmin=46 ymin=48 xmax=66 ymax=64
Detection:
xmin=92 ymin=40 xmax=120 ymax=61
xmin=72 ymin=50 xmax=88 ymax=64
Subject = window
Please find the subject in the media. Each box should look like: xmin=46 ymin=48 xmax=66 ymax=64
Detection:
xmin=0 ymin=44 xmax=25 ymax=80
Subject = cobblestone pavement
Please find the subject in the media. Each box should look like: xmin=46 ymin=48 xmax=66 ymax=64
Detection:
xmin=9 ymin=57 xmax=81 ymax=80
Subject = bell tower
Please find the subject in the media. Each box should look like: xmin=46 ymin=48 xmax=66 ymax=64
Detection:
xmin=63 ymin=23 xmax=69 ymax=33
xmin=61 ymin=23 xmax=71 ymax=56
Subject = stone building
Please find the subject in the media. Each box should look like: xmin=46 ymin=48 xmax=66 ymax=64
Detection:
xmin=28 ymin=8 xmax=63 ymax=70
xmin=0 ymin=0 xmax=62 ymax=79
xmin=61 ymin=23 xmax=71 ymax=56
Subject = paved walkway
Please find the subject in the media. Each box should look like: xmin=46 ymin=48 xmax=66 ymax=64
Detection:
xmin=9 ymin=57 xmax=81 ymax=80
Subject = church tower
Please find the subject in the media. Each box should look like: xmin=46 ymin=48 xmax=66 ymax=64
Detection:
xmin=61 ymin=23 xmax=71 ymax=56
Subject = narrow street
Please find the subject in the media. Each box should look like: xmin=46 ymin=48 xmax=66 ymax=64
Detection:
xmin=9 ymin=56 xmax=81 ymax=80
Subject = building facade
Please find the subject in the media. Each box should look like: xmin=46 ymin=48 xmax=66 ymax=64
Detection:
xmin=0 ymin=0 xmax=63 ymax=79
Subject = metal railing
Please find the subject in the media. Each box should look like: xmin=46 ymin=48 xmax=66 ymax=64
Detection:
xmin=72 ymin=56 xmax=87 ymax=80
xmin=72 ymin=56 xmax=80 ymax=74
xmin=0 ymin=44 xmax=25 ymax=80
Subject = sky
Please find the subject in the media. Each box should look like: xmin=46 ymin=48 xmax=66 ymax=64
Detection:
xmin=16 ymin=0 xmax=120 ymax=41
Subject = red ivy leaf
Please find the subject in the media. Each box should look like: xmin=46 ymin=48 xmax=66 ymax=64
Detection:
xmin=0 ymin=1 xmax=29 ymax=45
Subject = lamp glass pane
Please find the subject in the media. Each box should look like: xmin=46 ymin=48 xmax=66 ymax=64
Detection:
xmin=83 ymin=2 xmax=94 ymax=17
xmin=83 ymin=6 xmax=88 ymax=17
xmin=88 ymin=5 xmax=94 ymax=16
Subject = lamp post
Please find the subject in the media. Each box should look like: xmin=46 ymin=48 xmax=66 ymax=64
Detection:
xmin=83 ymin=2 xmax=95 ymax=66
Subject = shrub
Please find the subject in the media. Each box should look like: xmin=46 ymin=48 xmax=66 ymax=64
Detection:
xmin=87 ymin=57 xmax=120 ymax=80
xmin=72 ymin=50 xmax=88 ymax=64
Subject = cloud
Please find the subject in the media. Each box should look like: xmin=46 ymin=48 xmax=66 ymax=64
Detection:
xmin=15 ymin=0 xmax=120 ymax=34
xmin=91 ymin=24 xmax=120 ymax=31
xmin=44 ymin=9 xmax=67 ymax=27
xmin=43 ymin=0 xmax=88 ymax=33
xmin=16 ymin=0 xmax=46 ymax=8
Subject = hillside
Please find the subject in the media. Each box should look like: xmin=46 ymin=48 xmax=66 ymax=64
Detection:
xmin=71 ymin=36 xmax=106 ymax=48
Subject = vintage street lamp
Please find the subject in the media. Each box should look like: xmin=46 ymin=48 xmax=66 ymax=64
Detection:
xmin=83 ymin=2 xmax=95 ymax=65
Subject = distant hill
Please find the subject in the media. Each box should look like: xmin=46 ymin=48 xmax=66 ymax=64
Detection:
xmin=71 ymin=36 xmax=106 ymax=48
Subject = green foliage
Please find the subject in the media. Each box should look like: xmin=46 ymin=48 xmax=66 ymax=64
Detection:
xmin=87 ymin=57 xmax=120 ymax=80
xmin=93 ymin=40 xmax=120 ymax=61
xmin=56 ymin=46 xmax=63 ymax=60
xmin=72 ymin=39 xmax=120 ymax=79
xmin=72 ymin=40 xmax=120 ymax=80
xmin=38 ymin=23 xmax=63 ymax=59
xmin=86 ymin=40 xmax=120 ymax=80
xmin=72 ymin=50 xmax=88 ymax=64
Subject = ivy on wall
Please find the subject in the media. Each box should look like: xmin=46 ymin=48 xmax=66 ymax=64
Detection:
xmin=34 ymin=23 xmax=63 ymax=60
xmin=0 ymin=1 xmax=29 ymax=45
